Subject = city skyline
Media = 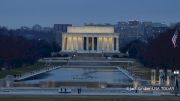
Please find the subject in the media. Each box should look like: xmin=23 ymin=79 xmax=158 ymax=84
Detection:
xmin=0 ymin=0 xmax=180 ymax=28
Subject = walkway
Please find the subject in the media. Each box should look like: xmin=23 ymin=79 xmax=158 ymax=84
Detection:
xmin=0 ymin=87 xmax=166 ymax=96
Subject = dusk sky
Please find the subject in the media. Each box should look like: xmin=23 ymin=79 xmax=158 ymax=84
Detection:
xmin=0 ymin=0 xmax=180 ymax=28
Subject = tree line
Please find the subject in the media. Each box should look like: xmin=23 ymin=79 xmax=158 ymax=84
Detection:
xmin=1 ymin=24 xmax=180 ymax=70
xmin=0 ymin=27 xmax=60 ymax=69
xmin=122 ymin=24 xmax=180 ymax=70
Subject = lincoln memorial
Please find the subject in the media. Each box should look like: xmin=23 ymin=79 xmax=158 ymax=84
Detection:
xmin=61 ymin=26 xmax=119 ymax=53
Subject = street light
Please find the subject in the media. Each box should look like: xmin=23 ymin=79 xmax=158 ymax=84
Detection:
xmin=174 ymin=70 xmax=179 ymax=75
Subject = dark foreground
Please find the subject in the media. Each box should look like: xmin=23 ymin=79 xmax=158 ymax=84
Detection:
xmin=0 ymin=95 xmax=180 ymax=101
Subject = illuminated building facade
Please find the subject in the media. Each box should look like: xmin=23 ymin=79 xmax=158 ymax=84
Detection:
xmin=61 ymin=26 xmax=119 ymax=53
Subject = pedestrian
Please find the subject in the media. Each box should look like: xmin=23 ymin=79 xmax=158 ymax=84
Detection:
xmin=175 ymin=79 xmax=179 ymax=96
xmin=61 ymin=88 xmax=62 ymax=93
xmin=77 ymin=88 xmax=80 ymax=94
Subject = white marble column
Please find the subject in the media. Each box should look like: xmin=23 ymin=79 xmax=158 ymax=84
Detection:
xmin=92 ymin=37 xmax=94 ymax=51
xmin=65 ymin=37 xmax=68 ymax=51
xmin=81 ymin=37 xmax=84 ymax=51
xmin=116 ymin=37 xmax=119 ymax=51
xmin=68 ymin=37 xmax=71 ymax=51
xmin=97 ymin=37 xmax=99 ymax=52
xmin=107 ymin=37 xmax=109 ymax=52
xmin=112 ymin=37 xmax=114 ymax=52
xmin=66 ymin=37 xmax=69 ymax=51
xmin=76 ymin=36 xmax=78 ymax=51
xmin=71 ymin=36 xmax=73 ymax=51
xmin=102 ymin=37 xmax=104 ymax=51
xmin=108 ymin=37 xmax=110 ymax=52
xmin=62 ymin=35 xmax=65 ymax=51
xmin=66 ymin=36 xmax=69 ymax=51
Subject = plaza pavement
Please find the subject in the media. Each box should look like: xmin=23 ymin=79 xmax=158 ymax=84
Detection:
xmin=0 ymin=87 xmax=176 ymax=96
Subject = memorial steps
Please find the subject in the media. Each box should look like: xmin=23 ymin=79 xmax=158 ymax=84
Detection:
xmin=63 ymin=53 xmax=112 ymax=68
xmin=76 ymin=53 xmax=103 ymax=57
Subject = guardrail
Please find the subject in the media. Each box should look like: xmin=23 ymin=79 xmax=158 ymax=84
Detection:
xmin=14 ymin=66 xmax=61 ymax=81
xmin=116 ymin=66 xmax=134 ymax=80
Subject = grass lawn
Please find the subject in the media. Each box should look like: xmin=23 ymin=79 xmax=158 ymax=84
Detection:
xmin=130 ymin=61 xmax=151 ymax=80
xmin=0 ymin=95 xmax=180 ymax=101
xmin=112 ymin=58 xmax=151 ymax=80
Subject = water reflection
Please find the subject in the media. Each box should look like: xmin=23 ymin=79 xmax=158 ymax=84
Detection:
xmin=21 ymin=68 xmax=132 ymax=83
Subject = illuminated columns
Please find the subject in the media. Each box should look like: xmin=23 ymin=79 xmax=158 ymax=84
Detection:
xmin=108 ymin=37 xmax=113 ymax=52
xmin=98 ymin=37 xmax=102 ymax=51
xmin=71 ymin=37 xmax=73 ymax=51
xmin=105 ymin=37 xmax=107 ymax=51
xmin=102 ymin=37 xmax=104 ymax=51
xmin=116 ymin=37 xmax=119 ymax=51
xmin=81 ymin=37 xmax=84 ymax=51
xmin=112 ymin=37 xmax=114 ymax=52
xmin=62 ymin=36 xmax=65 ymax=51
xmin=73 ymin=37 xmax=75 ymax=51
xmin=109 ymin=37 xmax=111 ymax=51
xmin=78 ymin=37 xmax=81 ymax=51
xmin=76 ymin=36 xmax=78 ymax=51
xmin=61 ymin=34 xmax=119 ymax=53
xmin=81 ymin=37 xmax=83 ymax=50
xmin=61 ymin=26 xmax=119 ymax=53
xmin=74 ymin=37 xmax=77 ymax=51
xmin=92 ymin=37 xmax=94 ymax=51
xmin=97 ymin=37 xmax=99 ymax=51
xmin=81 ymin=37 xmax=83 ymax=51
xmin=102 ymin=37 xmax=106 ymax=51
xmin=67 ymin=37 xmax=71 ymax=51
xmin=107 ymin=37 xmax=109 ymax=51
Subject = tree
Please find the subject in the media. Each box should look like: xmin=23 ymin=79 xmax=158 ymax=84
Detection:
xmin=121 ymin=40 xmax=146 ymax=59
xmin=120 ymin=24 xmax=180 ymax=70
xmin=142 ymin=28 xmax=180 ymax=69
xmin=0 ymin=27 xmax=60 ymax=69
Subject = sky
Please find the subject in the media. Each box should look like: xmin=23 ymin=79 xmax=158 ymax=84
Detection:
xmin=0 ymin=0 xmax=180 ymax=28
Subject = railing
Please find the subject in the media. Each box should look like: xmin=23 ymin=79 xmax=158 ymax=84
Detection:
xmin=116 ymin=66 xmax=134 ymax=80
xmin=38 ymin=57 xmax=71 ymax=62
xmin=14 ymin=66 xmax=61 ymax=81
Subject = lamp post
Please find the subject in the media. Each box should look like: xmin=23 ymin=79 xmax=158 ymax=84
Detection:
xmin=133 ymin=79 xmax=139 ymax=93
xmin=174 ymin=70 xmax=179 ymax=96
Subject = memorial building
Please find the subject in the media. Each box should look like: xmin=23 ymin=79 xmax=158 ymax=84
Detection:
xmin=61 ymin=26 xmax=119 ymax=53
